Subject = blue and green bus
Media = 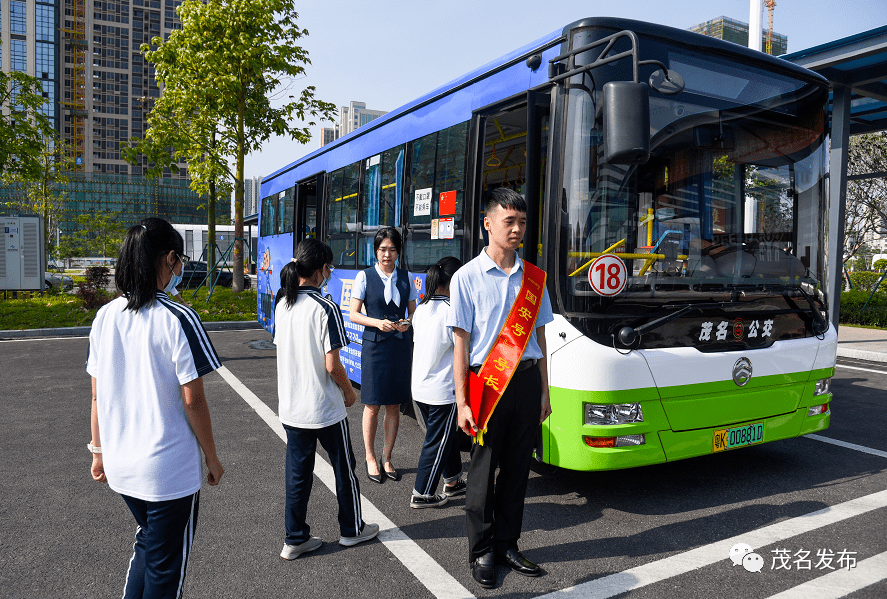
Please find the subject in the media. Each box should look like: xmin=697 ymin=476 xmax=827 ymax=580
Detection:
xmin=258 ymin=17 xmax=835 ymax=471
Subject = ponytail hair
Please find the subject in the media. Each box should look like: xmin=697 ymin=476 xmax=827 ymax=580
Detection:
xmin=420 ymin=255 xmax=462 ymax=305
xmin=283 ymin=238 xmax=333 ymax=307
xmin=115 ymin=217 xmax=184 ymax=312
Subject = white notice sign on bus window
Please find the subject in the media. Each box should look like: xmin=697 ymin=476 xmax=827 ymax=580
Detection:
xmin=414 ymin=188 xmax=432 ymax=216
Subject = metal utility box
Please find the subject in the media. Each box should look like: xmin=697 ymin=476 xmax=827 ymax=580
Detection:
xmin=1 ymin=215 xmax=45 ymax=291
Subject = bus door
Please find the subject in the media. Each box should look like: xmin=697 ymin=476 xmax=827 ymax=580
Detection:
xmin=472 ymin=90 xmax=551 ymax=264
xmin=293 ymin=173 xmax=324 ymax=252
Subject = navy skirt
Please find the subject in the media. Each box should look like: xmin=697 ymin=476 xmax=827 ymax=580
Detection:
xmin=360 ymin=333 xmax=412 ymax=406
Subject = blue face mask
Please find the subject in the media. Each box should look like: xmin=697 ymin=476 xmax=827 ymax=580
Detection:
xmin=164 ymin=260 xmax=182 ymax=293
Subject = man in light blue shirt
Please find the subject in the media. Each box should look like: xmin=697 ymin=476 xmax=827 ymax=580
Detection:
xmin=447 ymin=188 xmax=553 ymax=588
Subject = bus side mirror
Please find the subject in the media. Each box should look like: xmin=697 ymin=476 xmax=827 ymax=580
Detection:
xmin=602 ymin=81 xmax=650 ymax=165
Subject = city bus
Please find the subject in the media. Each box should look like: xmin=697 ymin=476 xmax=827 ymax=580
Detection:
xmin=257 ymin=17 xmax=835 ymax=471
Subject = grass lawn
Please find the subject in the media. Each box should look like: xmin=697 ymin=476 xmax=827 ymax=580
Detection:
xmin=0 ymin=287 xmax=257 ymax=330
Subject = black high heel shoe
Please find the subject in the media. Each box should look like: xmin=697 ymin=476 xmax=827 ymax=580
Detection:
xmin=366 ymin=462 xmax=384 ymax=484
xmin=383 ymin=462 xmax=400 ymax=481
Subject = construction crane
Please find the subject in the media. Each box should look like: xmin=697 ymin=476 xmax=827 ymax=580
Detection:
xmin=59 ymin=0 xmax=87 ymax=171
xmin=764 ymin=0 xmax=776 ymax=55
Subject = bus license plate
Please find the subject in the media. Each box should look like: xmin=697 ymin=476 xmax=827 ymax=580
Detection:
xmin=713 ymin=422 xmax=764 ymax=453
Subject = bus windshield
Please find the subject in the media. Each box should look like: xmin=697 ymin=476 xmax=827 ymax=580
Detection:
xmin=559 ymin=46 xmax=829 ymax=331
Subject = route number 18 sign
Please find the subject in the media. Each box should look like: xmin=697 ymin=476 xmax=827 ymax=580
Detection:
xmin=588 ymin=254 xmax=627 ymax=296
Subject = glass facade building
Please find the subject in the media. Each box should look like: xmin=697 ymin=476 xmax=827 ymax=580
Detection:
xmin=1 ymin=0 xmax=225 ymax=242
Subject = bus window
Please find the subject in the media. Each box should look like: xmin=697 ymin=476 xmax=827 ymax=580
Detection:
xmin=327 ymin=162 xmax=359 ymax=267
xmin=260 ymin=195 xmax=273 ymax=237
xmin=280 ymin=187 xmax=295 ymax=234
xmin=359 ymin=146 xmax=405 ymax=266
xmin=404 ymin=121 xmax=468 ymax=270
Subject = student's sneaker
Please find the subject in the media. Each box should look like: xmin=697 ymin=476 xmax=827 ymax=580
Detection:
xmin=339 ymin=522 xmax=380 ymax=547
xmin=443 ymin=479 xmax=467 ymax=497
xmin=280 ymin=537 xmax=322 ymax=560
xmin=410 ymin=493 xmax=449 ymax=509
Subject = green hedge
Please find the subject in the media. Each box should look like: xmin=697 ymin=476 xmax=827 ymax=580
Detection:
xmin=848 ymin=271 xmax=887 ymax=293
xmin=839 ymin=290 xmax=887 ymax=328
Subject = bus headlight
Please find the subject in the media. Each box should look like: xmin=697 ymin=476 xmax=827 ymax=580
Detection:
xmin=814 ymin=378 xmax=831 ymax=396
xmin=584 ymin=403 xmax=644 ymax=426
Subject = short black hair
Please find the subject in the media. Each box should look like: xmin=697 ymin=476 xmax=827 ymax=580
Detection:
xmin=485 ymin=187 xmax=527 ymax=215
xmin=373 ymin=227 xmax=402 ymax=255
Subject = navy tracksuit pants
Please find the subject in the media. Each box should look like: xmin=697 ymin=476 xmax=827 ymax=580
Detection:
xmin=413 ymin=402 xmax=463 ymax=497
xmin=284 ymin=418 xmax=364 ymax=544
xmin=120 ymin=491 xmax=200 ymax=599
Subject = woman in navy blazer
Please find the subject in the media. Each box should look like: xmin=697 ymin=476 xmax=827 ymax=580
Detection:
xmin=349 ymin=228 xmax=417 ymax=483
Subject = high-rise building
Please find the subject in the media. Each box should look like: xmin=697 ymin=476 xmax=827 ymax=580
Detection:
xmin=338 ymin=101 xmax=386 ymax=137
xmin=320 ymin=126 xmax=337 ymax=147
xmin=1 ymin=0 xmax=61 ymax=135
xmin=688 ymin=16 xmax=788 ymax=56
xmin=319 ymin=101 xmax=387 ymax=147
xmin=239 ymin=175 xmax=262 ymax=219
xmin=1 ymin=0 xmax=226 ymax=240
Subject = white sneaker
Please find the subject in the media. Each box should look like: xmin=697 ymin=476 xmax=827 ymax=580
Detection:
xmin=280 ymin=537 xmax=322 ymax=560
xmin=339 ymin=522 xmax=380 ymax=547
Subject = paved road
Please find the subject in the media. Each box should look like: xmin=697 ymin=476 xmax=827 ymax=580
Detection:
xmin=1 ymin=330 xmax=885 ymax=599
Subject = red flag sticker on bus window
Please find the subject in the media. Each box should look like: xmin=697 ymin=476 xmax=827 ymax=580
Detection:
xmin=439 ymin=191 xmax=457 ymax=215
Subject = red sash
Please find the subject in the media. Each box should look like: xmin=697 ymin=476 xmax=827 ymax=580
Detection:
xmin=466 ymin=261 xmax=547 ymax=444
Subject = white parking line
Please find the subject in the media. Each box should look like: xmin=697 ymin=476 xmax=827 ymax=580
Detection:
xmin=805 ymin=434 xmax=887 ymax=459
xmin=215 ymin=365 xmax=474 ymax=599
xmin=537 ymin=489 xmax=887 ymax=599
xmin=835 ymin=363 xmax=887 ymax=376
xmin=763 ymin=550 xmax=887 ymax=599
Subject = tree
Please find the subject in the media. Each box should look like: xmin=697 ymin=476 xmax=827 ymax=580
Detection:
xmin=0 ymin=49 xmax=55 ymax=180
xmin=130 ymin=0 xmax=336 ymax=292
xmin=2 ymin=137 xmax=75 ymax=259
xmin=70 ymin=213 xmax=128 ymax=259
xmin=844 ymin=133 xmax=887 ymax=262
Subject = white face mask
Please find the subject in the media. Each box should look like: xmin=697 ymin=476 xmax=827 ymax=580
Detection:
xmin=163 ymin=257 xmax=182 ymax=293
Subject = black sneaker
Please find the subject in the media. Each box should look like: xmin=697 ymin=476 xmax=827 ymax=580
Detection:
xmin=410 ymin=493 xmax=449 ymax=509
xmin=443 ymin=479 xmax=467 ymax=497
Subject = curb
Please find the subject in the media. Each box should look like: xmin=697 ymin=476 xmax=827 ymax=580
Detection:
xmin=836 ymin=347 xmax=887 ymax=363
xmin=0 ymin=320 xmax=262 ymax=340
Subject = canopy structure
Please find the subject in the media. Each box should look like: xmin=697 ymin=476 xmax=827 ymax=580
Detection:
xmin=784 ymin=26 xmax=887 ymax=327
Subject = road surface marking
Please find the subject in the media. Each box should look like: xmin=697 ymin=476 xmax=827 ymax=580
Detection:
xmin=805 ymin=434 xmax=887 ymax=459
xmin=835 ymin=363 xmax=887 ymax=376
xmin=215 ymin=365 xmax=474 ymax=599
xmin=536 ymin=489 xmax=887 ymax=598
xmin=763 ymin=550 xmax=887 ymax=599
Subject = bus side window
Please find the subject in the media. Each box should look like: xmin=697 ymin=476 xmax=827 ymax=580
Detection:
xmin=359 ymin=146 xmax=405 ymax=266
xmin=404 ymin=121 xmax=468 ymax=270
xmin=327 ymin=164 xmax=359 ymax=268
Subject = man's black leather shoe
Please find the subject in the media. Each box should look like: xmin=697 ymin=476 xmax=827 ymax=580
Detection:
xmin=499 ymin=548 xmax=542 ymax=577
xmin=470 ymin=553 xmax=496 ymax=588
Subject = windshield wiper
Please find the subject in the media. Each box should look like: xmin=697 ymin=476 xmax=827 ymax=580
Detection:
xmin=613 ymin=283 xmax=828 ymax=349
xmin=615 ymin=302 xmax=723 ymax=349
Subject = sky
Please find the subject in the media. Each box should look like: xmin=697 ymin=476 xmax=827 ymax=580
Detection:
xmin=243 ymin=0 xmax=887 ymax=182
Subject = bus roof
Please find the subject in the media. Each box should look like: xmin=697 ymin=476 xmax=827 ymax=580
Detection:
xmin=262 ymin=17 xmax=828 ymax=186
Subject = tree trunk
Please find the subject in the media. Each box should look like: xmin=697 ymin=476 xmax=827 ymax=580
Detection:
xmin=207 ymin=130 xmax=217 ymax=270
xmin=232 ymin=96 xmax=245 ymax=293
xmin=208 ymin=182 xmax=216 ymax=270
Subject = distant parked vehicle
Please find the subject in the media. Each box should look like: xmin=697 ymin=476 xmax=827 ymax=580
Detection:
xmin=44 ymin=271 xmax=74 ymax=291
xmin=46 ymin=263 xmax=65 ymax=273
xmin=181 ymin=261 xmax=251 ymax=289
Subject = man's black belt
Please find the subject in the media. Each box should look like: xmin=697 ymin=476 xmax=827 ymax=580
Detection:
xmin=470 ymin=359 xmax=537 ymax=375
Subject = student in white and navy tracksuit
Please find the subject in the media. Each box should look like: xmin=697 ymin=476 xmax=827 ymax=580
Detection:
xmin=87 ymin=218 xmax=223 ymax=599
xmin=410 ymin=256 xmax=467 ymax=509
xmin=275 ymin=239 xmax=379 ymax=559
